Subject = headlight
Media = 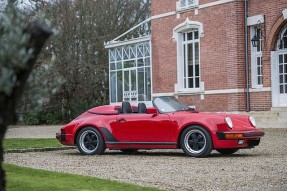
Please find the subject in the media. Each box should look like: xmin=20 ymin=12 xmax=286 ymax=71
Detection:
xmin=225 ymin=117 xmax=233 ymax=129
xmin=249 ymin=116 xmax=256 ymax=127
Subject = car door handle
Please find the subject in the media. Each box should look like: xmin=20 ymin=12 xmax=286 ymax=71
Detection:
xmin=117 ymin=118 xmax=126 ymax=123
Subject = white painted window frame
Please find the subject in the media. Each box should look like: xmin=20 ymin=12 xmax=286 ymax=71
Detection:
xmin=250 ymin=26 xmax=263 ymax=89
xmin=176 ymin=0 xmax=199 ymax=11
xmin=173 ymin=18 xmax=204 ymax=93
xmin=109 ymin=40 xmax=152 ymax=104
xmin=182 ymin=31 xmax=200 ymax=90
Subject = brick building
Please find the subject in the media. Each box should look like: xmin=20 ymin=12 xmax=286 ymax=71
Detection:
xmin=105 ymin=0 xmax=287 ymax=112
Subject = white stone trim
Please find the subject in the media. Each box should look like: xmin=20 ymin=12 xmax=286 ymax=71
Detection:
xmin=105 ymin=36 xmax=151 ymax=49
xmin=151 ymin=11 xmax=176 ymax=20
xmin=154 ymin=88 xmax=271 ymax=96
xmin=283 ymin=9 xmax=287 ymax=20
xmin=151 ymin=0 xmax=238 ymax=21
xmin=198 ymin=0 xmax=236 ymax=9
xmin=203 ymin=87 xmax=271 ymax=95
xmin=247 ymin=14 xmax=265 ymax=26
xmin=172 ymin=17 xmax=204 ymax=39
xmin=152 ymin=92 xmax=175 ymax=97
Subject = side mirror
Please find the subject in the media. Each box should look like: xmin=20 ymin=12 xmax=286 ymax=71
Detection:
xmin=146 ymin=108 xmax=158 ymax=116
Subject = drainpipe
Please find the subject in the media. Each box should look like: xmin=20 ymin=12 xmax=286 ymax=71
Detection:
xmin=244 ymin=0 xmax=250 ymax=112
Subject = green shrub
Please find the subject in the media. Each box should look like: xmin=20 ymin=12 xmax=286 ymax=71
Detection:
xmin=42 ymin=111 xmax=62 ymax=124
xmin=23 ymin=112 xmax=40 ymax=125
xmin=24 ymin=109 xmax=62 ymax=125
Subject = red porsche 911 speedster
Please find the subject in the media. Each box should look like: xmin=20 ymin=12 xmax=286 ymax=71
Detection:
xmin=56 ymin=96 xmax=264 ymax=157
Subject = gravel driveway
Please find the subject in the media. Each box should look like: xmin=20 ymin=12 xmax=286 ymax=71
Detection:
xmin=5 ymin=125 xmax=61 ymax=139
xmin=4 ymin=128 xmax=287 ymax=191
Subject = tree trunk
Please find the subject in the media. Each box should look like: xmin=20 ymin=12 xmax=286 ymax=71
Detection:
xmin=0 ymin=22 xmax=52 ymax=191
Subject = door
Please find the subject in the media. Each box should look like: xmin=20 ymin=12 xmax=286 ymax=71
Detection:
xmin=271 ymin=51 xmax=287 ymax=107
xmin=116 ymin=113 xmax=172 ymax=142
xmin=123 ymin=68 xmax=137 ymax=101
xmin=278 ymin=53 xmax=287 ymax=106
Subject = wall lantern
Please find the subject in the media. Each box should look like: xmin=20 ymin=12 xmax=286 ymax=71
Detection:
xmin=251 ymin=32 xmax=260 ymax=47
xmin=251 ymin=17 xmax=265 ymax=48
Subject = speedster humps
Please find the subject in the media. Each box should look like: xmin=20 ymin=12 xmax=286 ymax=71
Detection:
xmin=56 ymin=96 xmax=264 ymax=157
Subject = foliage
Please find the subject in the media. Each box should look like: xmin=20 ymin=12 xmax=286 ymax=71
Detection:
xmin=0 ymin=8 xmax=32 ymax=96
xmin=23 ymin=112 xmax=40 ymax=125
xmin=18 ymin=0 xmax=150 ymax=123
xmin=0 ymin=6 xmax=53 ymax=191
xmin=23 ymin=108 xmax=62 ymax=125
xmin=3 ymin=138 xmax=62 ymax=149
xmin=4 ymin=164 xmax=161 ymax=191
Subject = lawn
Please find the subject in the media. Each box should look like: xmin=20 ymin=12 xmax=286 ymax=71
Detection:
xmin=3 ymin=138 xmax=62 ymax=150
xmin=4 ymin=164 xmax=161 ymax=191
xmin=3 ymin=139 xmax=161 ymax=191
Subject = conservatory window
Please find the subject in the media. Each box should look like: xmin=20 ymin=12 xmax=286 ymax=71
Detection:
xmin=251 ymin=27 xmax=263 ymax=88
xmin=109 ymin=42 xmax=151 ymax=103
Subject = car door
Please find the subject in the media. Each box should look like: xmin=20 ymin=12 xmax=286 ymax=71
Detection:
xmin=115 ymin=113 xmax=171 ymax=142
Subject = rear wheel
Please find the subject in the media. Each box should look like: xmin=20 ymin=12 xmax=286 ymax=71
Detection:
xmin=76 ymin=127 xmax=105 ymax=155
xmin=216 ymin=148 xmax=239 ymax=155
xmin=180 ymin=126 xmax=213 ymax=158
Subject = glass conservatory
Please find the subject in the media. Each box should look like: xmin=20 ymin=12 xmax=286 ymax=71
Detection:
xmin=105 ymin=19 xmax=152 ymax=104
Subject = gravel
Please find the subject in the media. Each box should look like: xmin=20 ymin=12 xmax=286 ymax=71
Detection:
xmin=4 ymin=128 xmax=287 ymax=191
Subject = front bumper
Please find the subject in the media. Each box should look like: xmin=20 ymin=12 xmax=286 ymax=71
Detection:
xmin=216 ymin=130 xmax=265 ymax=140
xmin=214 ymin=130 xmax=265 ymax=149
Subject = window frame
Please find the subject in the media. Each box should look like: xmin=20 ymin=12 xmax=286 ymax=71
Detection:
xmin=109 ymin=41 xmax=152 ymax=104
xmin=182 ymin=30 xmax=201 ymax=90
xmin=250 ymin=26 xmax=263 ymax=89
xmin=173 ymin=19 xmax=203 ymax=93
xmin=177 ymin=0 xmax=199 ymax=11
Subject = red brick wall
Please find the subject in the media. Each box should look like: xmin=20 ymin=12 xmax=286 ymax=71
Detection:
xmin=249 ymin=0 xmax=287 ymax=87
xmin=151 ymin=0 xmax=287 ymax=112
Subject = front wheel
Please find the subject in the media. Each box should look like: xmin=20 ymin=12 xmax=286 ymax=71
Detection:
xmin=180 ymin=126 xmax=213 ymax=158
xmin=76 ymin=127 xmax=105 ymax=155
xmin=216 ymin=148 xmax=239 ymax=155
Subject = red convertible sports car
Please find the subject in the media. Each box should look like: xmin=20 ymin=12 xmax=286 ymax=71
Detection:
xmin=56 ymin=96 xmax=264 ymax=157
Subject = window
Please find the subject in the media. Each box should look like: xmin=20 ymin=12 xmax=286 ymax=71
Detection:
xmin=177 ymin=0 xmax=198 ymax=10
xmin=183 ymin=30 xmax=200 ymax=89
xmin=109 ymin=41 xmax=151 ymax=103
xmin=276 ymin=24 xmax=287 ymax=94
xmin=278 ymin=28 xmax=287 ymax=50
xmin=173 ymin=19 xmax=203 ymax=93
xmin=251 ymin=27 xmax=263 ymax=88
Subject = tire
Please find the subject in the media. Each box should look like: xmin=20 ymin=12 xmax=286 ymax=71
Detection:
xmin=180 ymin=125 xmax=213 ymax=158
xmin=76 ymin=127 xmax=105 ymax=155
xmin=216 ymin=148 xmax=239 ymax=155
xmin=120 ymin=149 xmax=138 ymax=153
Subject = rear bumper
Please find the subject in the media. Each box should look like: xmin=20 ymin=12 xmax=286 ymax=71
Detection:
xmin=56 ymin=133 xmax=74 ymax=146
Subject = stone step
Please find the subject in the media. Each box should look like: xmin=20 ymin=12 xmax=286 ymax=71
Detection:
xmin=271 ymin=107 xmax=287 ymax=112
xmin=257 ymin=122 xmax=287 ymax=129
xmin=278 ymin=111 xmax=287 ymax=119
xmin=239 ymin=109 xmax=287 ymax=128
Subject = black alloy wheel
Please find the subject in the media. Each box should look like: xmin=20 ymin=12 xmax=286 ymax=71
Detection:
xmin=180 ymin=125 xmax=213 ymax=158
xmin=76 ymin=127 xmax=105 ymax=155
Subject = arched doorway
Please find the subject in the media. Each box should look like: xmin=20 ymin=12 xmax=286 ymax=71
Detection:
xmin=271 ymin=23 xmax=287 ymax=107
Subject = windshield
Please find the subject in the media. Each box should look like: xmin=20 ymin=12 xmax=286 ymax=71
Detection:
xmin=153 ymin=96 xmax=190 ymax=113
